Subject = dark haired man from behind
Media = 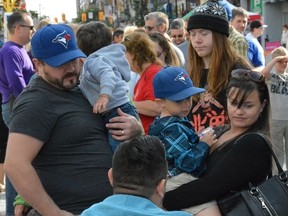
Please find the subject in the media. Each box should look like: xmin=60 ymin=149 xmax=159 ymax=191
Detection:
xmin=81 ymin=135 xmax=191 ymax=216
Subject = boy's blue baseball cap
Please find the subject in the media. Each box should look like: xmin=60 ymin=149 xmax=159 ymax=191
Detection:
xmin=31 ymin=24 xmax=86 ymax=67
xmin=153 ymin=67 xmax=205 ymax=101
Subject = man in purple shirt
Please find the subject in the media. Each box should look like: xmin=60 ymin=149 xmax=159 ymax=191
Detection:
xmin=0 ymin=11 xmax=35 ymax=126
xmin=0 ymin=11 xmax=35 ymax=215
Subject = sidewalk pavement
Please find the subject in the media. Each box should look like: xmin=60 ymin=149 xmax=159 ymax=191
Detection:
xmin=0 ymin=192 xmax=5 ymax=216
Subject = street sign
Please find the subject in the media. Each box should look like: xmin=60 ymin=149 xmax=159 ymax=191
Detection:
xmin=251 ymin=0 xmax=263 ymax=15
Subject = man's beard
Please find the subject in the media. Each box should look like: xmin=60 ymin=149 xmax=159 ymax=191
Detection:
xmin=43 ymin=71 xmax=80 ymax=90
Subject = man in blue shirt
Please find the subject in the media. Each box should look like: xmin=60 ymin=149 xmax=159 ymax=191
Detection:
xmin=246 ymin=20 xmax=268 ymax=71
xmin=81 ymin=136 xmax=191 ymax=216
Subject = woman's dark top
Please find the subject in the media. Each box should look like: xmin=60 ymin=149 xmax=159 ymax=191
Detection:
xmin=163 ymin=128 xmax=272 ymax=210
xmin=188 ymin=63 xmax=249 ymax=131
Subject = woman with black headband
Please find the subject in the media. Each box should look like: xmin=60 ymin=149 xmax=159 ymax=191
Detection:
xmin=185 ymin=1 xmax=251 ymax=132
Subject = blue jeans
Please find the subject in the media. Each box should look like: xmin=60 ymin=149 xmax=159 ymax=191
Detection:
xmin=103 ymin=102 xmax=139 ymax=152
xmin=2 ymin=102 xmax=11 ymax=127
xmin=5 ymin=176 xmax=17 ymax=215
xmin=2 ymin=102 xmax=17 ymax=215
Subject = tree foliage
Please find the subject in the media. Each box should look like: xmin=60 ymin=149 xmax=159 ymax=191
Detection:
xmin=132 ymin=0 xmax=147 ymax=27
xmin=28 ymin=10 xmax=39 ymax=19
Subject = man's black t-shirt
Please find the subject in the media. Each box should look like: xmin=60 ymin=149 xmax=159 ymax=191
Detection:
xmin=10 ymin=76 xmax=113 ymax=214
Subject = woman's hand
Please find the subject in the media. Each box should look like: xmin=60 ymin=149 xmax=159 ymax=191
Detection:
xmin=106 ymin=108 xmax=144 ymax=141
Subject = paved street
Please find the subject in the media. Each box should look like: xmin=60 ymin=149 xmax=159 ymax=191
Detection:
xmin=0 ymin=192 xmax=5 ymax=216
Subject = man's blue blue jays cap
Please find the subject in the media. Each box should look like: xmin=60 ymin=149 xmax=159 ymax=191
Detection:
xmin=153 ymin=67 xmax=205 ymax=101
xmin=31 ymin=24 xmax=86 ymax=67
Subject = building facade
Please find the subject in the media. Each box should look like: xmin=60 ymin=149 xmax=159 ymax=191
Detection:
xmin=263 ymin=0 xmax=288 ymax=44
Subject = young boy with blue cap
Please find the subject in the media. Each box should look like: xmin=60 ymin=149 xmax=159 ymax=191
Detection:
xmin=149 ymin=67 xmax=221 ymax=215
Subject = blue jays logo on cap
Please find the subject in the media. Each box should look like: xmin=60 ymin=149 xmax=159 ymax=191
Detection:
xmin=31 ymin=24 xmax=86 ymax=67
xmin=175 ymin=72 xmax=189 ymax=84
xmin=153 ymin=67 xmax=205 ymax=101
xmin=52 ymin=30 xmax=71 ymax=49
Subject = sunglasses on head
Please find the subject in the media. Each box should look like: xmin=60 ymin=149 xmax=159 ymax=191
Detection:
xmin=231 ymin=69 xmax=264 ymax=82
xmin=144 ymin=26 xmax=154 ymax=31
xmin=145 ymin=23 xmax=161 ymax=32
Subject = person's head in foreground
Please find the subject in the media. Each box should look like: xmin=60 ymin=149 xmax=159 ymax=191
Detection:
xmin=153 ymin=66 xmax=205 ymax=118
xmin=81 ymin=135 xmax=191 ymax=216
xmin=227 ymin=69 xmax=270 ymax=133
xmin=31 ymin=24 xmax=86 ymax=90
xmin=110 ymin=135 xmax=167 ymax=206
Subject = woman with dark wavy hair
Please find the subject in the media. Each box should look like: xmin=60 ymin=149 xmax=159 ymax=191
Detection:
xmin=163 ymin=69 xmax=271 ymax=215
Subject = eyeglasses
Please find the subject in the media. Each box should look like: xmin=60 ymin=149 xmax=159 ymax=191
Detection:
xmin=144 ymin=26 xmax=155 ymax=31
xmin=231 ymin=69 xmax=264 ymax=82
xmin=171 ymin=34 xmax=183 ymax=38
xmin=19 ymin=25 xmax=34 ymax=30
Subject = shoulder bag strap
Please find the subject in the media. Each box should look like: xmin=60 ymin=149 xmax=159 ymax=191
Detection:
xmin=254 ymin=132 xmax=284 ymax=175
xmin=235 ymin=132 xmax=284 ymax=175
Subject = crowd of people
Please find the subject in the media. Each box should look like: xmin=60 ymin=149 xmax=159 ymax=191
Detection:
xmin=0 ymin=0 xmax=287 ymax=215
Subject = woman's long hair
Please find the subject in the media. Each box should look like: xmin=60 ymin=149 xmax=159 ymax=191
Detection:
xmin=188 ymin=32 xmax=251 ymax=101
xmin=149 ymin=32 xmax=180 ymax=66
